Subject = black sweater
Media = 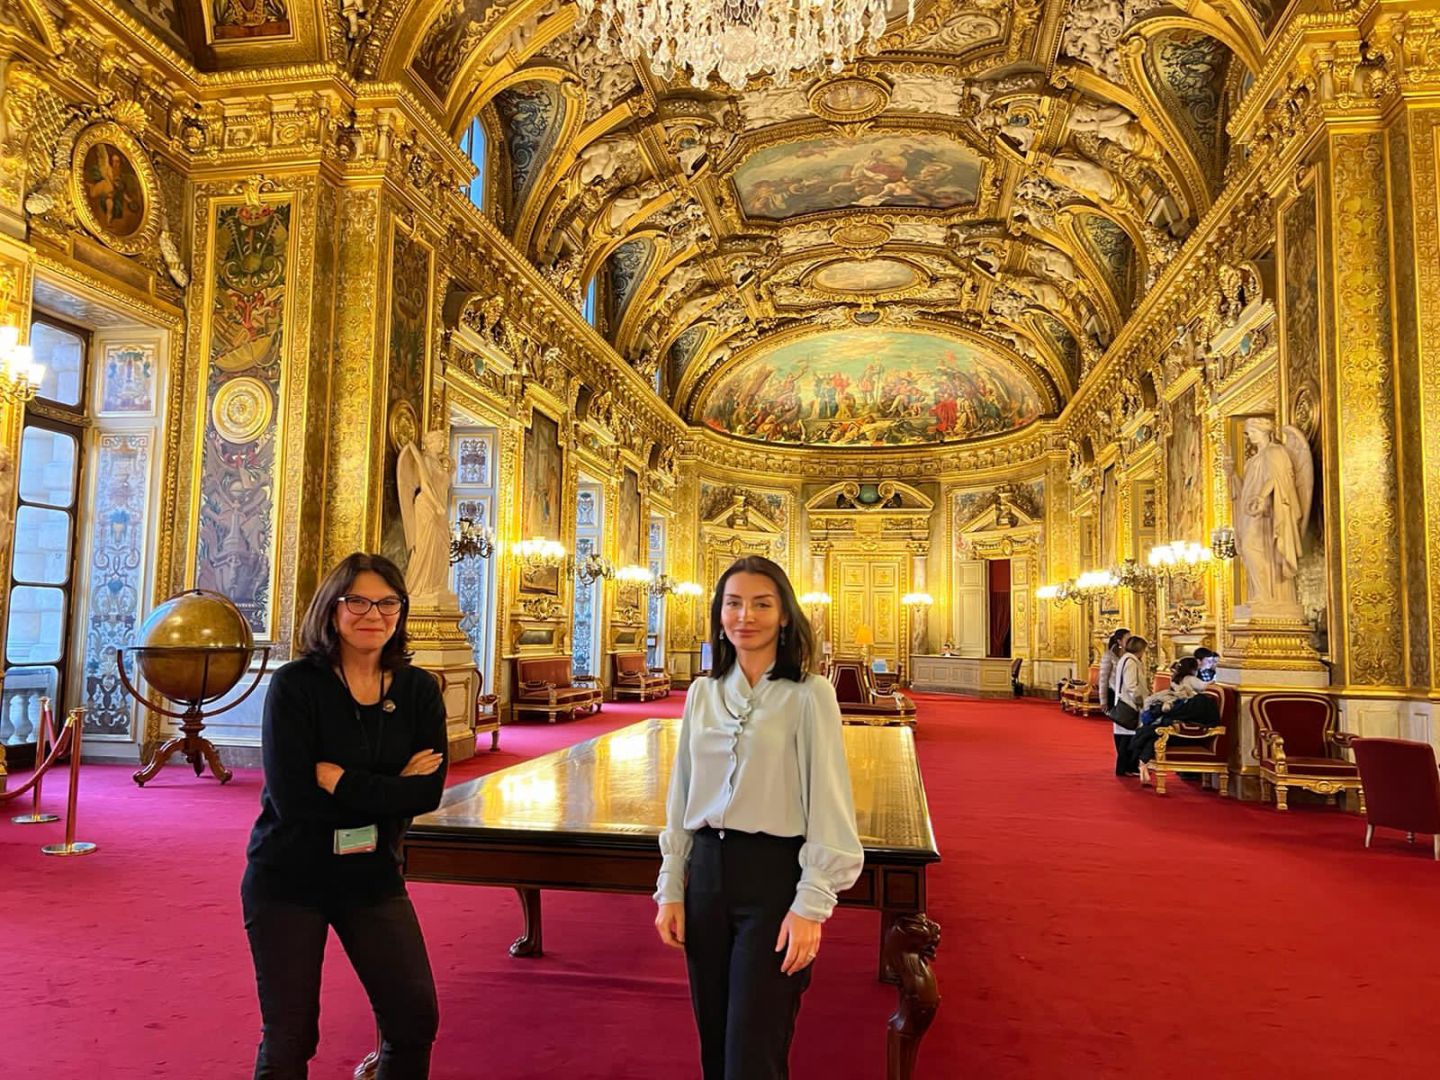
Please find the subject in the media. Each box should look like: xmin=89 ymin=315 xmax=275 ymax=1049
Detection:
xmin=244 ymin=656 xmax=448 ymax=902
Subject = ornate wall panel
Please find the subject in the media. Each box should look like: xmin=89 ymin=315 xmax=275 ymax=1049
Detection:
xmin=379 ymin=225 xmax=434 ymax=571
xmin=1324 ymin=133 xmax=1404 ymax=688
xmin=192 ymin=197 xmax=292 ymax=637
xmin=82 ymin=433 xmax=152 ymax=736
xmin=495 ymin=80 xmax=565 ymax=231
xmin=1163 ymin=383 xmax=1205 ymax=609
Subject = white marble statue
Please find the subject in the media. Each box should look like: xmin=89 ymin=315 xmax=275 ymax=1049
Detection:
xmin=1227 ymin=418 xmax=1313 ymax=611
xmin=1067 ymin=100 xmax=1156 ymax=158
xmin=1049 ymin=153 xmax=1123 ymax=204
xmin=1024 ymin=242 xmax=1079 ymax=283
xmin=396 ymin=430 xmax=457 ymax=609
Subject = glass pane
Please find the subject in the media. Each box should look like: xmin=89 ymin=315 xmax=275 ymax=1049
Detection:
xmin=29 ymin=321 xmax=84 ymax=406
xmin=6 ymin=585 xmax=66 ymax=665
xmin=466 ymin=118 xmax=486 ymax=208
xmin=17 ymin=426 xmax=78 ymax=507
xmin=0 ymin=666 xmax=58 ymax=745
xmin=12 ymin=505 xmax=71 ymax=584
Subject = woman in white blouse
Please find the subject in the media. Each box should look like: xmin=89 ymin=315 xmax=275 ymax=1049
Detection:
xmin=654 ymin=555 xmax=864 ymax=1080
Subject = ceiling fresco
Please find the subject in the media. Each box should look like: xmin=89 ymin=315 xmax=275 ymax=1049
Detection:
xmin=733 ymin=133 xmax=982 ymax=220
xmin=322 ymin=0 xmax=1263 ymax=447
xmin=697 ymin=329 xmax=1044 ymax=448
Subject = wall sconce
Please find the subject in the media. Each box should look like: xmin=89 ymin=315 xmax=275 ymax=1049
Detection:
xmin=646 ymin=572 xmax=677 ymax=597
xmin=901 ymin=591 xmax=933 ymax=608
xmin=673 ymin=580 xmax=705 ymax=600
xmin=1147 ymin=540 xmax=1212 ymax=588
xmin=1210 ymin=526 xmax=1237 ymax=561
xmin=574 ymin=551 xmax=615 ymax=585
xmin=615 ymin=563 xmax=653 ymax=585
xmin=513 ymin=537 xmax=566 ymax=569
xmin=799 ymin=590 xmax=832 ymax=622
xmin=1036 ymin=570 xmax=1119 ymax=606
xmin=449 ymin=517 xmax=494 ymax=563
xmin=0 ymin=323 xmax=44 ymax=403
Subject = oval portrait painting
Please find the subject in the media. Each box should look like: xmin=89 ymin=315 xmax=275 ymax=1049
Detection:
xmin=699 ymin=329 xmax=1045 ymax=447
xmin=81 ymin=143 xmax=146 ymax=239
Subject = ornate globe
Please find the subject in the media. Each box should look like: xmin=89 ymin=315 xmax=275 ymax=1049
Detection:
xmin=134 ymin=590 xmax=255 ymax=705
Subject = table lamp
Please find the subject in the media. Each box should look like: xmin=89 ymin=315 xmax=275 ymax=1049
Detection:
xmin=853 ymin=623 xmax=874 ymax=663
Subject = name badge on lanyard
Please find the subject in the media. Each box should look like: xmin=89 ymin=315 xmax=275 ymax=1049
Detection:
xmin=333 ymin=824 xmax=378 ymax=855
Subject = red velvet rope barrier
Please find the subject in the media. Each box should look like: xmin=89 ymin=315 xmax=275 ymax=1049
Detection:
xmin=0 ymin=715 xmax=74 ymax=804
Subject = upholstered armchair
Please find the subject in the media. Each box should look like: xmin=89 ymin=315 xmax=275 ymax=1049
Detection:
xmin=610 ymin=651 xmax=671 ymax=702
xmin=1010 ymin=657 xmax=1024 ymax=698
xmin=1250 ymin=691 xmax=1364 ymax=812
xmin=1351 ymin=738 xmax=1440 ymax=860
xmin=1060 ymin=665 xmax=1105 ymax=717
xmin=829 ymin=657 xmax=916 ymax=726
xmin=1150 ymin=683 xmax=1237 ymax=798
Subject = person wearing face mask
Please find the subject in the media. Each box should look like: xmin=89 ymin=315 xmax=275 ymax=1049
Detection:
xmin=241 ymin=553 xmax=447 ymax=1079
xmin=653 ymin=555 xmax=864 ymax=1080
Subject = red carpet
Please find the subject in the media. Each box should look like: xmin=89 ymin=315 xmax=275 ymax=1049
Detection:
xmin=5 ymin=692 xmax=1438 ymax=1078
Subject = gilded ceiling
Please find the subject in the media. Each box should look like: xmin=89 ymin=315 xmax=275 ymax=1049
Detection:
xmin=137 ymin=0 xmax=1265 ymax=449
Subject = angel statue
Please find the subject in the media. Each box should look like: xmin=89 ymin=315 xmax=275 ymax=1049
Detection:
xmin=1226 ymin=418 xmax=1313 ymax=611
xmin=396 ymin=429 xmax=457 ymax=609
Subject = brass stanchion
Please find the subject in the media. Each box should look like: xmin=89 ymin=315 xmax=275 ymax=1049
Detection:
xmin=12 ymin=697 xmax=60 ymax=824
xmin=41 ymin=708 xmax=97 ymax=857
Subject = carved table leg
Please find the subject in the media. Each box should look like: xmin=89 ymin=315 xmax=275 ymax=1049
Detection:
xmin=198 ymin=738 xmax=233 ymax=783
xmin=883 ymin=914 xmax=941 ymax=1080
xmin=878 ymin=910 xmax=903 ymax=984
xmin=132 ymin=736 xmax=185 ymax=786
xmin=510 ymin=887 xmax=544 ymax=957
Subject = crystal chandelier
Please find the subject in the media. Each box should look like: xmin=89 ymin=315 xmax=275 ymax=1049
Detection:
xmin=577 ymin=0 xmax=913 ymax=90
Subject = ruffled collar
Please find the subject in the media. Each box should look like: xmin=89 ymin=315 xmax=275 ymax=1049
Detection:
xmin=720 ymin=661 xmax=775 ymax=727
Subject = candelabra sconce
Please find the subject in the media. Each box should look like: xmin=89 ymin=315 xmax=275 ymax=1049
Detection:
xmin=1036 ymin=570 xmax=1119 ymax=607
xmin=449 ymin=517 xmax=495 ymax=564
xmin=1210 ymin=526 xmax=1237 ymax=562
xmin=1146 ymin=540 xmax=1213 ymax=589
xmin=1113 ymin=558 xmax=1156 ymax=591
xmin=798 ymin=590 xmax=832 ymax=626
xmin=0 ymin=323 xmax=45 ymax=403
xmin=512 ymin=537 xmax=566 ymax=571
xmin=646 ymin=572 xmax=699 ymax=598
xmin=573 ymin=551 xmax=615 ymax=585
xmin=615 ymin=563 xmax=653 ymax=586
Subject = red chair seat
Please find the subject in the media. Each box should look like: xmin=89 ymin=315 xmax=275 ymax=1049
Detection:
xmin=1275 ymin=756 xmax=1359 ymax=778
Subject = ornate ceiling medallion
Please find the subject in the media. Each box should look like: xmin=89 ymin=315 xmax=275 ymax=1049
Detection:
xmin=809 ymin=256 xmax=924 ymax=298
xmin=211 ymin=376 xmax=274 ymax=445
xmin=809 ymin=76 xmax=891 ymax=122
xmin=828 ymin=220 xmax=893 ymax=256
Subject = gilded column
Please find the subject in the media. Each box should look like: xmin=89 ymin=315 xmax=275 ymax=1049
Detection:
xmin=1317 ymin=132 xmax=1406 ymax=692
xmin=0 ymin=234 xmax=33 ymax=790
xmin=809 ymin=539 xmax=831 ymax=654
xmin=907 ymin=539 xmax=929 ymax=661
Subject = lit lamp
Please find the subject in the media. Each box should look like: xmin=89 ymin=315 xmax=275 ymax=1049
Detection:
xmin=574 ymin=551 xmax=615 ymax=585
xmin=615 ymin=563 xmax=653 ymax=585
xmin=1147 ymin=540 xmax=1212 ymax=587
xmin=512 ymin=537 xmax=566 ymax=570
xmin=672 ymin=579 xmax=705 ymax=649
xmin=798 ymin=590 xmax=832 ymax=645
xmin=0 ymin=322 xmax=45 ymax=402
xmin=852 ymin=622 xmax=875 ymax=663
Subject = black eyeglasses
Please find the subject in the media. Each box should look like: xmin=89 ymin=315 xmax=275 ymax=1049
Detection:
xmin=336 ymin=595 xmax=405 ymax=616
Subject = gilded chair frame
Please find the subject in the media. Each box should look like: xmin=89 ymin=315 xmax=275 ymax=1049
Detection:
xmin=1251 ymin=692 xmax=1366 ymax=813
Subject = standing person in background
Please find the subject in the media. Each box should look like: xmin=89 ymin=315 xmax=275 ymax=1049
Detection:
xmin=242 ymin=553 xmax=447 ymax=1079
xmin=654 ymin=555 xmax=864 ymax=1080
xmin=1111 ymin=635 xmax=1149 ymax=778
xmin=1099 ymin=627 xmax=1132 ymax=775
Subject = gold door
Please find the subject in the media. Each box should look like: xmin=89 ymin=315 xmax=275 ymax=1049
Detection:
xmin=834 ymin=555 xmax=903 ymax=661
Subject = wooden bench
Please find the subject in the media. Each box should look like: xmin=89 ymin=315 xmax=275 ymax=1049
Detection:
xmin=510 ymin=655 xmax=602 ymax=723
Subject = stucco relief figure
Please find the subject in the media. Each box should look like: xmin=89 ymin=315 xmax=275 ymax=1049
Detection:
xmin=397 ymin=430 xmax=457 ymax=609
xmin=1227 ymin=418 xmax=1313 ymax=612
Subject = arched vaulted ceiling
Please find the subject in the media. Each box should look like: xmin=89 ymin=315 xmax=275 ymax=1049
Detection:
xmin=203 ymin=0 xmax=1272 ymax=449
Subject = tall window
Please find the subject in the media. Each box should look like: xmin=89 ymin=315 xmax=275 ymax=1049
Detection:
xmin=461 ymin=116 xmax=487 ymax=210
xmin=450 ymin=429 xmax=497 ymax=689
xmin=572 ymin=482 xmax=603 ymax=679
xmin=582 ymin=277 xmax=598 ymax=327
xmin=2 ymin=318 xmax=86 ymax=753
xmin=647 ymin=517 xmax=666 ymax=671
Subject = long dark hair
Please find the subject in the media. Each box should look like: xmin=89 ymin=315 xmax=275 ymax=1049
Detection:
xmin=299 ymin=552 xmax=413 ymax=670
xmin=1171 ymin=657 xmax=1200 ymax=681
xmin=1107 ymin=627 xmax=1131 ymax=653
xmin=709 ymin=556 xmax=814 ymax=683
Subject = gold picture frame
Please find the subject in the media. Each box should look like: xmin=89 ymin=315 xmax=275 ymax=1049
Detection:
xmin=70 ymin=122 xmax=162 ymax=257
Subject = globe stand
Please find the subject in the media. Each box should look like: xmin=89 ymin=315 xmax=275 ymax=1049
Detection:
xmin=117 ymin=645 xmax=270 ymax=787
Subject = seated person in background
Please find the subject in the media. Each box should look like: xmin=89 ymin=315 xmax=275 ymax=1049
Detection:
xmin=1133 ymin=658 xmax=1210 ymax=782
xmin=1193 ymin=646 xmax=1218 ymax=682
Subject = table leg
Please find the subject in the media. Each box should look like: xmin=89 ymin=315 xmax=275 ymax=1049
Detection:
xmin=883 ymin=913 xmax=941 ymax=1080
xmin=878 ymin=909 xmax=902 ymax=984
xmin=510 ymin=887 xmax=543 ymax=957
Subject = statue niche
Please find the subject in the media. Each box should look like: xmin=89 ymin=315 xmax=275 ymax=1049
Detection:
xmin=1227 ymin=417 xmax=1313 ymax=616
xmin=397 ymin=430 xmax=458 ymax=610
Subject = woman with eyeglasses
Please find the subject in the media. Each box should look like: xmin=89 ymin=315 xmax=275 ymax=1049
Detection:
xmin=242 ymin=552 xmax=447 ymax=1079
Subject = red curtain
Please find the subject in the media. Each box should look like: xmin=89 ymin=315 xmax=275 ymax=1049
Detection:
xmin=988 ymin=559 xmax=1011 ymax=658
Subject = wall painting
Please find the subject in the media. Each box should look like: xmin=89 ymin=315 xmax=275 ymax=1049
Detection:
xmin=1164 ymin=384 xmax=1205 ymax=608
xmin=619 ymin=467 xmax=642 ymax=566
xmin=381 ymin=228 xmax=432 ymax=572
xmin=521 ymin=409 xmax=564 ymax=594
xmin=194 ymin=199 xmax=290 ymax=636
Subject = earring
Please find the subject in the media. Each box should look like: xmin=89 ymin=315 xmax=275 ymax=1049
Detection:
xmin=780 ymin=626 xmax=788 ymax=646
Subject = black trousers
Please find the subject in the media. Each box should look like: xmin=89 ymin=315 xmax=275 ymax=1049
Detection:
xmin=241 ymin=869 xmax=438 ymax=1080
xmin=1114 ymin=732 xmax=1137 ymax=775
xmin=684 ymin=828 xmax=812 ymax=1080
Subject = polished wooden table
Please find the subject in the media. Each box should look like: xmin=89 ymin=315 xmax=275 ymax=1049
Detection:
xmin=395 ymin=717 xmax=942 ymax=1079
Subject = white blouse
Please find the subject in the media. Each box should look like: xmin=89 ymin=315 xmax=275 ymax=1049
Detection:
xmin=654 ymin=664 xmax=864 ymax=922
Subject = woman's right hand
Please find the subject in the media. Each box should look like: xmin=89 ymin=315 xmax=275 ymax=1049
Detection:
xmin=655 ymin=902 xmax=685 ymax=949
xmin=400 ymin=749 xmax=444 ymax=777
